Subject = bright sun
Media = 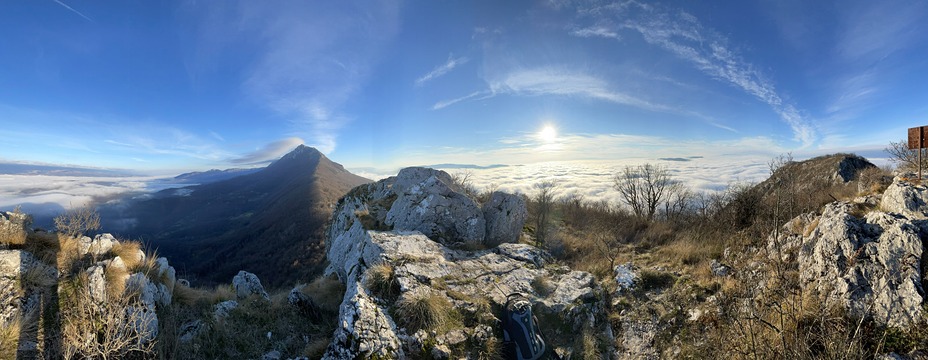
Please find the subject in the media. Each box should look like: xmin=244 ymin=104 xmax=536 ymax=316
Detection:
xmin=539 ymin=125 xmax=557 ymax=142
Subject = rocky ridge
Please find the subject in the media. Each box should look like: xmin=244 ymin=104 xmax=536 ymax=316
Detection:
xmin=322 ymin=167 xmax=611 ymax=358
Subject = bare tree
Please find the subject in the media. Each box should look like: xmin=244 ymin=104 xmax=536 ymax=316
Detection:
xmin=532 ymin=180 xmax=558 ymax=248
xmin=613 ymin=164 xmax=677 ymax=222
xmin=54 ymin=206 xmax=101 ymax=239
xmin=885 ymin=139 xmax=928 ymax=171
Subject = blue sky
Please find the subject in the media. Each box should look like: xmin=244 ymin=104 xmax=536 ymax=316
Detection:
xmin=2 ymin=0 xmax=927 ymax=173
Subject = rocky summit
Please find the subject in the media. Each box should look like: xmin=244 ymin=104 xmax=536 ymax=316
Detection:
xmin=323 ymin=167 xmax=610 ymax=358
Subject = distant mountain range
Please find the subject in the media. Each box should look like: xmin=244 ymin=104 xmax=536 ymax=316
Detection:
xmin=100 ymin=145 xmax=371 ymax=287
xmin=0 ymin=162 xmax=135 ymax=177
xmin=161 ymin=168 xmax=263 ymax=185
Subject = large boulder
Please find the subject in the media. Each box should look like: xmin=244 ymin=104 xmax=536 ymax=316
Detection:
xmin=482 ymin=191 xmax=527 ymax=246
xmin=324 ymin=227 xmax=610 ymax=358
xmin=0 ymin=250 xmax=56 ymax=326
xmin=323 ymin=167 xmax=612 ymax=357
xmin=79 ymin=233 xmax=118 ymax=257
xmin=880 ymin=177 xmax=928 ymax=219
xmin=770 ymin=202 xmax=924 ymax=327
xmin=232 ymin=271 xmax=269 ymax=300
xmin=385 ymin=167 xmax=486 ymax=246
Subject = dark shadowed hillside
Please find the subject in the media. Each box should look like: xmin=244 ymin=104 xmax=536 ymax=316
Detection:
xmin=101 ymin=145 xmax=371 ymax=287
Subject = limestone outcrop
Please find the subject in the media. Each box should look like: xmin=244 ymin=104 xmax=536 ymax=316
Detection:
xmin=323 ymin=167 xmax=609 ymax=359
xmin=768 ymin=176 xmax=928 ymax=327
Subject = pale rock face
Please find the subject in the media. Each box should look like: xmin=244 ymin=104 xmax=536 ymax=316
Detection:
xmin=386 ymin=167 xmax=486 ymax=245
xmin=127 ymin=305 xmax=159 ymax=343
xmin=324 ymin=228 xmax=609 ymax=357
xmin=213 ymin=300 xmax=238 ymax=320
xmin=232 ymin=271 xmax=269 ymax=300
xmin=482 ymin=191 xmax=528 ymax=246
xmin=880 ymin=177 xmax=928 ymax=219
xmin=323 ymin=282 xmax=404 ymax=359
xmin=86 ymin=265 xmax=107 ymax=303
xmin=154 ymin=257 xmax=176 ymax=300
xmin=614 ymin=263 xmax=637 ymax=293
xmin=0 ymin=250 xmax=56 ymax=328
xmin=776 ymin=201 xmax=925 ymax=327
xmin=323 ymin=166 xmax=611 ymax=357
xmin=79 ymin=233 xmax=118 ymax=257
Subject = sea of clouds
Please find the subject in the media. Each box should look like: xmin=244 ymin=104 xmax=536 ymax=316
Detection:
xmin=355 ymin=156 xmax=785 ymax=206
xmin=0 ymin=174 xmax=183 ymax=224
xmin=1 ymin=155 xmax=891 ymax=225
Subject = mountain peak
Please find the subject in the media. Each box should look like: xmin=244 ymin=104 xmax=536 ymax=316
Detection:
xmin=270 ymin=145 xmax=324 ymax=165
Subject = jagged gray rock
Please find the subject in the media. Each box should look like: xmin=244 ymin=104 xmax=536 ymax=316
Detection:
xmin=710 ymin=259 xmax=731 ymax=277
xmin=79 ymin=233 xmax=118 ymax=256
xmin=86 ymin=265 xmax=107 ymax=303
xmin=323 ymin=169 xmax=612 ymax=358
xmin=0 ymin=250 xmax=56 ymax=328
xmin=288 ymin=285 xmax=321 ymax=321
xmin=385 ymin=167 xmax=486 ymax=245
xmin=482 ymin=191 xmax=527 ymax=246
xmin=323 ymin=282 xmax=404 ymax=359
xmin=214 ymin=300 xmax=238 ymax=320
xmin=232 ymin=270 xmax=269 ymax=300
xmin=324 ymin=225 xmax=608 ymax=358
xmin=770 ymin=201 xmax=925 ymax=327
xmin=880 ymin=177 xmax=928 ymax=219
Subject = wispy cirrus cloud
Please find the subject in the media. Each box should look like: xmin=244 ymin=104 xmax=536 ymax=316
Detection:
xmin=610 ymin=5 xmax=817 ymax=146
xmin=415 ymin=55 xmax=469 ymax=86
xmin=185 ymin=2 xmax=400 ymax=154
xmin=52 ymin=0 xmax=94 ymax=23
xmin=569 ymin=26 xmax=620 ymax=40
xmin=230 ymin=137 xmax=305 ymax=165
xmin=434 ymin=67 xmax=735 ymax=132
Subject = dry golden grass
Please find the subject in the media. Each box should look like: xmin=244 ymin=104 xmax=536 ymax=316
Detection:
xmin=111 ymin=241 xmax=144 ymax=271
xmin=0 ymin=311 xmax=36 ymax=359
xmin=531 ymin=275 xmax=555 ymax=296
xmin=104 ymin=262 xmax=130 ymax=298
xmin=364 ymin=263 xmax=398 ymax=299
xmin=302 ymin=274 xmax=345 ymax=313
xmin=0 ymin=224 xmax=26 ymax=247
xmin=55 ymin=234 xmax=82 ymax=274
xmin=657 ymin=236 xmax=723 ymax=267
xmin=395 ymin=291 xmax=454 ymax=332
xmin=476 ymin=335 xmax=503 ymax=360
xmin=59 ymin=274 xmax=156 ymax=359
xmin=577 ymin=327 xmax=602 ymax=360
xmin=173 ymin=283 xmax=235 ymax=307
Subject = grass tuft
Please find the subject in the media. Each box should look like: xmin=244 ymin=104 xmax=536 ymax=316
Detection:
xmin=365 ymin=263 xmax=399 ymax=300
xmin=395 ymin=291 xmax=454 ymax=333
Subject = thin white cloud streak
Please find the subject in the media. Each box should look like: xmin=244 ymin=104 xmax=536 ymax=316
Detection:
xmin=52 ymin=0 xmax=95 ymax=23
xmin=230 ymin=137 xmax=304 ymax=164
xmin=599 ymin=4 xmax=817 ymax=146
xmin=396 ymin=130 xmax=787 ymax=170
xmin=415 ymin=55 xmax=470 ymax=86
xmin=434 ymin=67 xmax=733 ymax=131
xmin=188 ymin=2 xmax=400 ymax=154
xmin=569 ymin=26 xmax=620 ymax=39
xmin=432 ymin=91 xmax=492 ymax=110
xmin=824 ymin=2 xmax=924 ymax=124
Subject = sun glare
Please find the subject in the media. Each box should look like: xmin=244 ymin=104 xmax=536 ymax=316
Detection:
xmin=539 ymin=125 xmax=557 ymax=142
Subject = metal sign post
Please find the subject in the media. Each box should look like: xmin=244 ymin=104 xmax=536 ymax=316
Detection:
xmin=907 ymin=126 xmax=928 ymax=183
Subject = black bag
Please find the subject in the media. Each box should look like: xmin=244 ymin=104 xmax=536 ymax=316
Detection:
xmin=502 ymin=293 xmax=550 ymax=360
